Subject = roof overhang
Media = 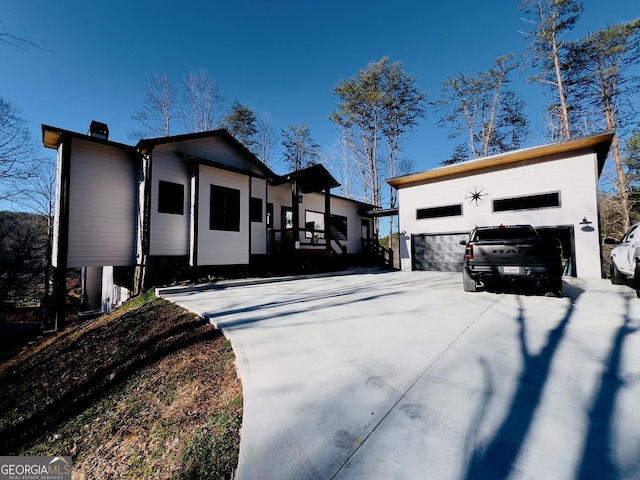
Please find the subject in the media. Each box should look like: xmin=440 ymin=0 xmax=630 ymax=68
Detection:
xmin=42 ymin=124 xmax=134 ymax=151
xmin=388 ymin=131 xmax=615 ymax=189
xmin=362 ymin=207 xmax=398 ymax=218
xmin=272 ymin=164 xmax=341 ymax=193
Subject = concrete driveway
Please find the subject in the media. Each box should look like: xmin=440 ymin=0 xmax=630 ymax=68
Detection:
xmin=159 ymin=271 xmax=640 ymax=480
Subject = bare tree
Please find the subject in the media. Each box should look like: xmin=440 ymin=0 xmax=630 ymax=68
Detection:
xmin=520 ymin=0 xmax=583 ymax=141
xmin=566 ymin=19 xmax=640 ymax=229
xmin=281 ymin=123 xmax=320 ymax=171
xmin=433 ymin=53 xmax=526 ymax=161
xmin=255 ymin=114 xmax=278 ymax=168
xmin=179 ymin=71 xmax=225 ymax=133
xmin=322 ymin=139 xmax=361 ymax=200
xmin=130 ymin=75 xmax=177 ymax=138
xmin=0 ymin=97 xmax=34 ymax=201
xmin=11 ymin=157 xmax=56 ymax=321
xmin=0 ymin=22 xmax=42 ymax=50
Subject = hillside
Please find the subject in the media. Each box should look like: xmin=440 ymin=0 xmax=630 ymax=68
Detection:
xmin=0 ymin=290 xmax=243 ymax=479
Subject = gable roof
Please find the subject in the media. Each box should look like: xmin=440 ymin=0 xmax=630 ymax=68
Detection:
xmin=272 ymin=164 xmax=341 ymax=193
xmin=136 ymin=128 xmax=277 ymax=180
xmin=388 ymin=131 xmax=615 ymax=189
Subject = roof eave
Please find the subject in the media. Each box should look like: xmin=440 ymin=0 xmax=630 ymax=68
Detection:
xmin=388 ymin=131 xmax=615 ymax=188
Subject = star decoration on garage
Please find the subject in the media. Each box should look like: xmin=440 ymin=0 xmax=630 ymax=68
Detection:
xmin=465 ymin=186 xmax=488 ymax=206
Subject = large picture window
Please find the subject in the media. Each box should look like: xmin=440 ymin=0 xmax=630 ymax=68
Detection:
xmin=210 ymin=184 xmax=240 ymax=231
xmin=158 ymin=180 xmax=184 ymax=215
xmin=493 ymin=192 xmax=561 ymax=212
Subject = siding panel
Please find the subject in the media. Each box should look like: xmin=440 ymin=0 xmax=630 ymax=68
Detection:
xmin=66 ymin=139 xmax=137 ymax=267
xmin=149 ymin=149 xmax=190 ymax=256
xmin=197 ymin=166 xmax=250 ymax=265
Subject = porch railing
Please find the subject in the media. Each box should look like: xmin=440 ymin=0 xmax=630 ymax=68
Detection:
xmin=361 ymin=237 xmax=394 ymax=269
xmin=269 ymin=229 xmax=346 ymax=255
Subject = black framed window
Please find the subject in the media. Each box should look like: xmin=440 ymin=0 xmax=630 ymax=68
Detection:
xmin=250 ymin=197 xmax=263 ymax=223
xmin=493 ymin=192 xmax=560 ymax=212
xmin=330 ymin=214 xmax=348 ymax=240
xmin=210 ymin=184 xmax=241 ymax=231
xmin=416 ymin=204 xmax=462 ymax=220
xmin=158 ymin=180 xmax=184 ymax=215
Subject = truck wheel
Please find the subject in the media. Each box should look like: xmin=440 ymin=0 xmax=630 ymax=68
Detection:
xmin=635 ymin=262 xmax=640 ymax=298
xmin=543 ymin=277 xmax=562 ymax=295
xmin=463 ymin=268 xmax=478 ymax=292
xmin=611 ymin=263 xmax=626 ymax=285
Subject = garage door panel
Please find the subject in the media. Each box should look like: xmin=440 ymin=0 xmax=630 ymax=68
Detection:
xmin=412 ymin=233 xmax=468 ymax=272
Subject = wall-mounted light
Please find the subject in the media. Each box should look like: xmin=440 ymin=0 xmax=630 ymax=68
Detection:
xmin=298 ymin=195 xmax=303 ymax=204
xmin=580 ymin=217 xmax=592 ymax=225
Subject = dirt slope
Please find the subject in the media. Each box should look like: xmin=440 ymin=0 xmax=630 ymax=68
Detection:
xmin=0 ymin=292 xmax=243 ymax=479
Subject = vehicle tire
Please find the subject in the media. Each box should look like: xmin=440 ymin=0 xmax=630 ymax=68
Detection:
xmin=610 ymin=262 xmax=626 ymax=285
xmin=634 ymin=262 xmax=640 ymax=298
xmin=463 ymin=268 xmax=478 ymax=292
xmin=542 ymin=277 xmax=562 ymax=296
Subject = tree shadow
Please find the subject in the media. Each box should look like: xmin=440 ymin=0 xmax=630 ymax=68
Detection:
xmin=576 ymin=297 xmax=638 ymax=480
xmin=462 ymin=287 xmax=583 ymax=479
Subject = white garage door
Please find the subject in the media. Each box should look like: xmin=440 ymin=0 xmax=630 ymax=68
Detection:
xmin=412 ymin=232 xmax=469 ymax=272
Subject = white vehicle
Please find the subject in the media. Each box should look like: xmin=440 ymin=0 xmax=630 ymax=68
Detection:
xmin=607 ymin=222 xmax=640 ymax=293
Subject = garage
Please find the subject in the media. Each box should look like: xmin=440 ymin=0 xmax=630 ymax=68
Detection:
xmin=411 ymin=232 xmax=468 ymax=271
xmin=389 ymin=132 xmax=614 ymax=279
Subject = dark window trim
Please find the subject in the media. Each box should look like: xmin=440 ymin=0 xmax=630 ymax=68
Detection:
xmin=210 ymin=184 xmax=241 ymax=231
xmin=158 ymin=180 xmax=185 ymax=215
xmin=416 ymin=204 xmax=463 ymax=220
xmin=250 ymin=197 xmax=263 ymax=223
xmin=492 ymin=191 xmax=561 ymax=213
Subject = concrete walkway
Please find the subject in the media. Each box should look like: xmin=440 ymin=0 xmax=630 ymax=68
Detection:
xmin=159 ymin=271 xmax=640 ymax=480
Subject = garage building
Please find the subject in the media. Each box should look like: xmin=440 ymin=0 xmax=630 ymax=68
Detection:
xmin=388 ymin=131 xmax=614 ymax=279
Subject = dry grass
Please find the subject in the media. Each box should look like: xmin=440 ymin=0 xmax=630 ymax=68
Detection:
xmin=0 ymin=291 xmax=243 ymax=479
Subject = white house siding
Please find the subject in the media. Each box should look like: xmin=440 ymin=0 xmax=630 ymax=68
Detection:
xmin=197 ymin=165 xmax=250 ymax=265
xmin=149 ymin=147 xmax=190 ymax=256
xmin=251 ymin=177 xmax=267 ymax=255
xmin=397 ymin=150 xmax=602 ymax=278
xmin=66 ymin=139 xmax=137 ymax=267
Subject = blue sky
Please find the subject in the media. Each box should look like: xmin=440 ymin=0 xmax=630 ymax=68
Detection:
xmin=2 ymin=0 xmax=639 ymax=178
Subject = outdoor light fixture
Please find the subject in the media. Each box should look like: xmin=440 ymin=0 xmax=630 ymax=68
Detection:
xmin=298 ymin=195 xmax=303 ymax=203
xmin=580 ymin=217 xmax=592 ymax=225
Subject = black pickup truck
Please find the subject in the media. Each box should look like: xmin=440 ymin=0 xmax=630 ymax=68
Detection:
xmin=460 ymin=225 xmax=563 ymax=293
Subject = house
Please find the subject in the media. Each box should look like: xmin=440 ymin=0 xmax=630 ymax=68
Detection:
xmin=43 ymin=121 xmax=381 ymax=326
xmin=388 ymin=131 xmax=614 ymax=279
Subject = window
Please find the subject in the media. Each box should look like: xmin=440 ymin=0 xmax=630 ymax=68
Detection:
xmin=158 ymin=180 xmax=184 ymax=215
xmin=267 ymin=203 xmax=274 ymax=228
xmin=305 ymin=211 xmax=324 ymax=238
xmin=493 ymin=192 xmax=560 ymax=212
xmin=304 ymin=211 xmax=348 ymax=240
xmin=416 ymin=204 xmax=462 ymax=220
xmin=330 ymin=215 xmax=348 ymax=240
xmin=250 ymin=197 xmax=263 ymax=223
xmin=210 ymin=184 xmax=240 ymax=231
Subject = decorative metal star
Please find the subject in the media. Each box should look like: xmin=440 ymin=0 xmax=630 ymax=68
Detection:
xmin=465 ymin=186 xmax=488 ymax=206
